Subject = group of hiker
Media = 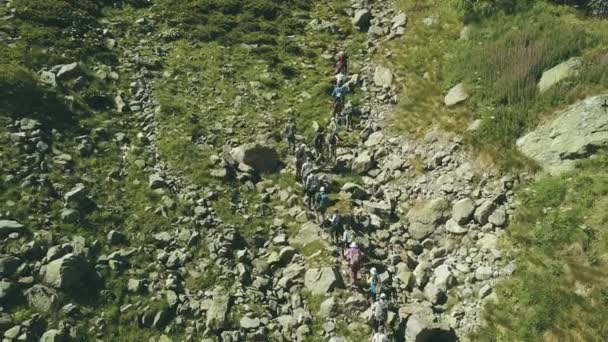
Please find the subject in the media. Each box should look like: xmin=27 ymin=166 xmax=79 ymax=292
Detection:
xmin=284 ymin=52 xmax=392 ymax=339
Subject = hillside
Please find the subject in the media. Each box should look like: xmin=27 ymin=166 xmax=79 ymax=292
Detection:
xmin=1 ymin=0 xmax=608 ymax=342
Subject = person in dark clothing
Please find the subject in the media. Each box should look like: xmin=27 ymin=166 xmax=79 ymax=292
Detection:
xmin=295 ymin=144 xmax=306 ymax=180
xmin=327 ymin=129 xmax=339 ymax=163
xmin=313 ymin=129 xmax=326 ymax=162
xmin=285 ymin=118 xmax=297 ymax=154
xmin=335 ymin=52 xmax=348 ymax=76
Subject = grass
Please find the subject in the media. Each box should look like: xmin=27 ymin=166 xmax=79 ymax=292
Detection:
xmin=473 ymin=155 xmax=608 ymax=341
xmin=381 ymin=0 xmax=608 ymax=171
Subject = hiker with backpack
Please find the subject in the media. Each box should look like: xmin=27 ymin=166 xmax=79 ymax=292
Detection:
xmin=335 ymin=52 xmax=348 ymax=76
xmin=316 ymin=186 xmax=330 ymax=224
xmin=369 ymin=293 xmax=388 ymax=333
xmin=313 ymin=128 xmax=326 ymax=162
xmin=344 ymin=242 xmax=362 ymax=289
xmin=367 ymin=267 xmax=381 ymax=303
xmin=300 ymin=157 xmax=315 ymax=185
xmin=327 ymin=128 xmax=339 ymax=164
xmin=342 ymin=224 xmax=355 ymax=255
xmin=339 ymin=101 xmax=354 ymax=131
xmin=329 ymin=209 xmax=342 ymax=244
xmin=304 ymin=173 xmax=320 ymax=210
xmin=285 ymin=118 xmax=297 ymax=154
xmin=295 ymin=144 xmax=307 ymax=180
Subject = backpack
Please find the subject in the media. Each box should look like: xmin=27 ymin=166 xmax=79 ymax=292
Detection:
xmin=319 ymin=193 xmax=329 ymax=209
xmin=374 ymin=301 xmax=387 ymax=321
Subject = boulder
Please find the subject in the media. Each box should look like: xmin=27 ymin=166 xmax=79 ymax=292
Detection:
xmin=231 ymin=143 xmax=280 ymax=173
xmin=319 ymin=297 xmax=337 ymax=318
xmin=517 ymin=94 xmax=608 ymax=175
xmin=0 ymin=280 xmax=19 ymax=306
xmin=55 ymin=62 xmax=81 ymax=81
xmin=352 ymin=152 xmax=374 ymax=174
xmin=452 ymin=198 xmax=475 ymax=225
xmin=474 ymin=201 xmax=495 ymax=225
xmin=489 ymin=208 xmax=507 ymax=227
xmin=206 ymin=287 xmax=231 ymax=331
xmin=365 ymin=131 xmax=384 ymax=147
xmin=475 ymin=266 xmax=493 ymax=281
xmin=445 ymin=219 xmax=467 ymax=235
xmin=407 ymin=198 xmax=450 ymax=240
xmin=444 ymin=82 xmax=469 ymax=107
xmin=25 ymin=285 xmax=59 ymax=312
xmin=240 ymin=316 xmax=260 ymax=330
xmin=392 ymin=13 xmax=407 ymax=29
xmin=40 ymin=253 xmax=90 ymax=289
xmin=0 ymin=220 xmax=27 ymax=238
xmin=374 ymin=66 xmax=393 ymax=87
xmin=149 ymin=174 xmax=167 ymax=189
xmin=352 ymin=9 xmax=372 ymax=30
xmin=64 ymin=183 xmax=88 ymax=206
xmin=405 ymin=311 xmax=457 ymax=342
xmin=39 ymin=329 xmax=68 ymax=342
xmin=0 ymin=256 xmax=22 ymax=277
xmin=341 ymin=182 xmax=369 ymax=200
xmin=304 ymin=267 xmax=342 ymax=295
xmin=538 ymin=57 xmax=581 ymax=93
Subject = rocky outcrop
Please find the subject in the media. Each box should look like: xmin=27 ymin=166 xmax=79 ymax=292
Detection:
xmin=231 ymin=143 xmax=280 ymax=173
xmin=444 ymin=83 xmax=469 ymax=107
xmin=517 ymin=94 xmax=608 ymax=175
xmin=538 ymin=57 xmax=581 ymax=93
xmin=40 ymin=253 xmax=90 ymax=289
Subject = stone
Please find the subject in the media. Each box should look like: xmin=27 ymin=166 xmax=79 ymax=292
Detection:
xmin=444 ymin=82 xmax=469 ymax=107
xmin=452 ymin=198 xmax=475 ymax=225
xmin=445 ymin=219 xmax=467 ymax=235
xmin=38 ymin=70 xmax=57 ymax=87
xmin=56 ymin=62 xmax=81 ymax=81
xmin=240 ymin=316 xmax=260 ymax=330
xmin=538 ymin=57 xmax=582 ymax=93
xmin=474 ymin=201 xmax=495 ymax=225
xmin=488 ymin=208 xmax=507 ymax=227
xmin=115 ymin=93 xmax=128 ymax=113
xmin=374 ymin=66 xmax=393 ymax=87
xmin=304 ymin=267 xmax=342 ymax=295
xmin=405 ymin=310 xmax=457 ymax=342
xmin=0 ymin=256 xmax=21 ymax=277
xmin=25 ymin=285 xmax=59 ymax=312
xmin=392 ymin=13 xmax=407 ymax=29
xmin=40 ymin=253 xmax=90 ymax=289
xmin=39 ymin=329 xmax=68 ymax=342
xmin=230 ymin=143 xmax=280 ymax=173
xmin=278 ymin=246 xmax=296 ymax=265
xmin=516 ymin=94 xmax=608 ymax=175
xmin=475 ymin=266 xmax=493 ymax=281
xmin=0 ymin=220 xmax=27 ymax=238
xmin=407 ymin=198 xmax=450 ymax=240
xmin=127 ymin=279 xmax=145 ymax=293
xmin=352 ymin=152 xmax=374 ymax=174
xmin=4 ymin=325 xmax=21 ymax=339
xmin=352 ymin=9 xmax=372 ymax=30
xmin=149 ymin=173 xmax=166 ymax=189
xmin=477 ymin=233 xmax=498 ymax=251
xmin=206 ymin=287 xmax=231 ymax=331
xmin=107 ymin=230 xmax=127 ymax=245
xmin=291 ymin=222 xmax=326 ymax=247
xmin=433 ymin=265 xmax=454 ymax=291
xmin=341 ymin=182 xmax=369 ymax=200
xmin=365 ymin=131 xmax=384 ymax=147
xmin=319 ymin=297 xmax=337 ymax=318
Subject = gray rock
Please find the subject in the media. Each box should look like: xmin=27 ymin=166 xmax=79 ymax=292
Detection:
xmin=407 ymin=198 xmax=450 ymax=240
xmin=4 ymin=325 xmax=21 ymax=339
xmin=352 ymin=151 xmax=374 ymax=174
xmin=538 ymin=57 xmax=581 ymax=93
xmin=149 ymin=173 xmax=167 ymax=189
xmin=374 ymin=66 xmax=393 ymax=87
xmin=64 ymin=183 xmax=87 ymax=206
xmin=230 ymin=143 xmax=280 ymax=173
xmin=0 ymin=220 xmax=27 ymax=238
xmin=365 ymin=131 xmax=384 ymax=147
xmin=107 ymin=230 xmax=127 ymax=245
xmin=445 ymin=219 xmax=467 ymax=235
xmin=341 ymin=182 xmax=369 ymax=200
xmin=40 ymin=253 xmax=90 ymax=289
xmin=39 ymin=329 xmax=68 ymax=342
xmin=56 ymin=62 xmax=81 ymax=81
xmin=488 ymin=208 xmax=507 ymax=227
xmin=352 ymin=9 xmax=372 ymax=30
xmin=319 ymin=297 xmax=337 ymax=318
xmin=304 ymin=267 xmax=342 ymax=295
xmin=474 ymin=201 xmax=495 ymax=225
xmin=206 ymin=287 xmax=231 ymax=331
xmin=475 ymin=266 xmax=493 ymax=281
xmin=392 ymin=13 xmax=407 ymax=29
xmin=433 ymin=265 xmax=454 ymax=291
xmin=0 ymin=256 xmax=22 ymax=277
xmin=240 ymin=316 xmax=260 ymax=330
xmin=25 ymin=285 xmax=58 ymax=312
xmin=517 ymin=94 xmax=608 ymax=175
xmin=452 ymin=198 xmax=475 ymax=225
xmin=405 ymin=310 xmax=457 ymax=342
xmin=444 ymin=82 xmax=469 ymax=106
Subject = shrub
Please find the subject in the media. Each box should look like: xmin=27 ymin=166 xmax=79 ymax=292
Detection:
xmin=587 ymin=0 xmax=608 ymax=16
xmin=451 ymin=0 xmax=536 ymax=21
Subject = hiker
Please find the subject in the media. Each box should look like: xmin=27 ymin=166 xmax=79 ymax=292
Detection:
xmin=370 ymin=332 xmax=389 ymax=342
xmin=327 ymin=129 xmax=339 ymax=163
xmin=335 ymin=52 xmax=348 ymax=76
xmin=285 ymin=118 xmax=297 ymax=154
xmin=300 ymin=158 xmax=314 ymax=184
xmin=370 ymin=293 xmax=388 ymax=333
xmin=339 ymin=101 xmax=354 ymax=131
xmin=295 ymin=144 xmax=306 ymax=180
xmin=304 ymin=173 xmax=320 ymax=210
xmin=367 ymin=267 xmax=381 ymax=302
xmin=342 ymin=224 xmax=355 ymax=255
xmin=331 ymin=84 xmax=347 ymax=104
xmin=316 ymin=186 xmax=330 ymax=224
xmin=328 ymin=209 xmax=342 ymax=244
xmin=313 ymin=128 xmax=326 ymax=162
xmin=344 ymin=242 xmax=362 ymax=289
xmin=335 ymin=72 xmax=347 ymax=86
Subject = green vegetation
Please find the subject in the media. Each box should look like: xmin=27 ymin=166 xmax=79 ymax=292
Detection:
xmin=474 ymin=156 xmax=608 ymax=341
xmin=382 ymin=0 xmax=608 ymax=170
